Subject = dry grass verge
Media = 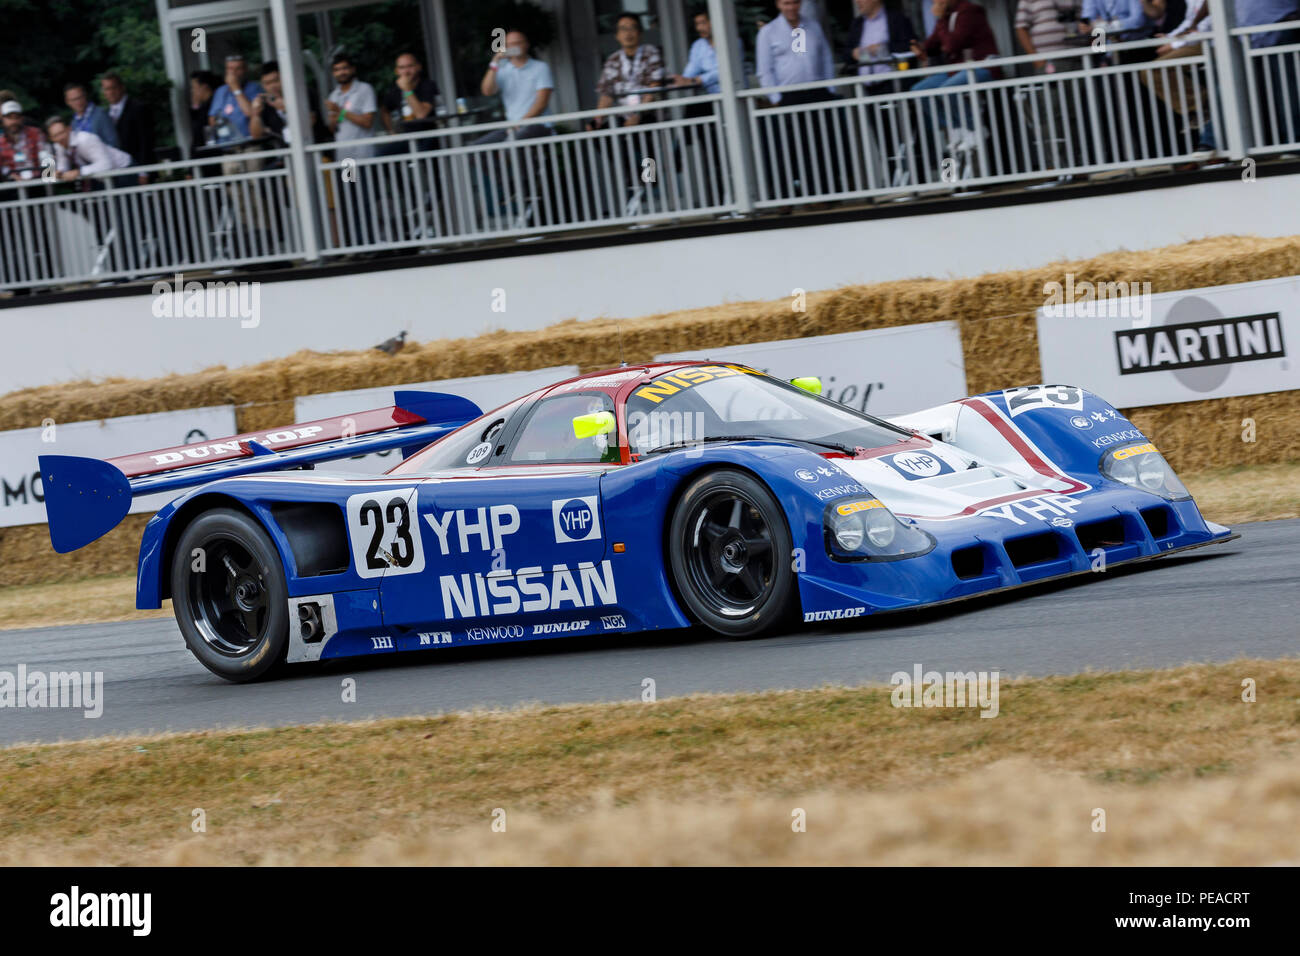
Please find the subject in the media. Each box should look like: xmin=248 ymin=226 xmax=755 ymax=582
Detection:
xmin=0 ymin=658 xmax=1296 ymax=865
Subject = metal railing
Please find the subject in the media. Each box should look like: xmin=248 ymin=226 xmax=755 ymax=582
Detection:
xmin=740 ymin=33 xmax=1223 ymax=207
xmin=307 ymin=96 xmax=733 ymax=255
xmin=2 ymin=20 xmax=1298 ymax=292
xmin=1236 ymin=20 xmax=1300 ymax=153
xmin=0 ymin=149 xmax=303 ymax=288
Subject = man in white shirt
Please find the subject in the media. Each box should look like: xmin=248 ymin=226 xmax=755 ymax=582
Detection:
xmin=325 ymin=52 xmax=379 ymax=246
xmin=44 ymin=117 xmax=132 ymax=182
xmin=326 ymin=52 xmax=378 ymax=161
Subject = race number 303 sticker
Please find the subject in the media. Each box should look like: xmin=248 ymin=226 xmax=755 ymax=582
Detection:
xmin=346 ymin=488 xmax=426 ymax=579
xmin=1002 ymin=385 xmax=1084 ymax=417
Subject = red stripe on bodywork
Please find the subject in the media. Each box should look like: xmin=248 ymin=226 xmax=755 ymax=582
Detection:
xmin=957 ymin=397 xmax=1087 ymax=493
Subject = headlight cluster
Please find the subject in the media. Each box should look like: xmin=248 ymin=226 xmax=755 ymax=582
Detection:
xmin=824 ymin=498 xmax=934 ymax=561
xmin=1101 ymin=442 xmax=1190 ymax=500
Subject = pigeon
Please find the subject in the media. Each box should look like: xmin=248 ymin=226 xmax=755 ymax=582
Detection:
xmin=375 ymin=330 xmax=407 ymax=355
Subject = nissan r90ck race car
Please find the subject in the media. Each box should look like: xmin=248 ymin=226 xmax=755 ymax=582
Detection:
xmin=39 ymin=363 xmax=1236 ymax=681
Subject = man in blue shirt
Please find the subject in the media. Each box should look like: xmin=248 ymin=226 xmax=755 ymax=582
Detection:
xmin=755 ymin=0 xmax=844 ymax=199
xmin=208 ymin=54 xmax=263 ymax=141
xmin=1236 ymin=0 xmax=1300 ymax=48
xmin=669 ymin=10 xmax=745 ymax=94
xmin=756 ymin=0 xmax=837 ymax=104
xmin=478 ymin=28 xmax=555 ymax=142
xmin=64 ymin=83 xmax=118 ymax=148
xmin=1082 ymin=0 xmax=1153 ymax=40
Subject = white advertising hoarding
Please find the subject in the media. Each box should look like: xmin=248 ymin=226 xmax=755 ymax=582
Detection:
xmin=656 ymin=323 xmax=968 ymax=417
xmin=1036 ymin=275 xmax=1300 ymax=407
xmin=293 ymin=366 xmax=580 ymax=474
xmin=0 ymin=406 xmax=238 ymax=528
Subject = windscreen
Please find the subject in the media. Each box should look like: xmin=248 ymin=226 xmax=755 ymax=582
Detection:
xmin=625 ymin=366 xmax=911 ymax=455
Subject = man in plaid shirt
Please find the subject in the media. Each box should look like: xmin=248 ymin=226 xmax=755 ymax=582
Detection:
xmin=593 ymin=11 xmax=665 ymax=128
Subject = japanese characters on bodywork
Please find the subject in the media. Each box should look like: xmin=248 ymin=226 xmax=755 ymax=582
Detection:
xmin=990 ymin=384 xmax=1150 ymax=479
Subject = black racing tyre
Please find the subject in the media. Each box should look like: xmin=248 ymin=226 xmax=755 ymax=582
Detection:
xmin=170 ymin=507 xmax=290 ymax=682
xmin=667 ymin=468 xmax=796 ymax=638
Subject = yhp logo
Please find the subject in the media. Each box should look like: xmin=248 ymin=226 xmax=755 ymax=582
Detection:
xmin=889 ymin=452 xmax=949 ymax=480
xmin=552 ymin=496 xmax=600 ymax=542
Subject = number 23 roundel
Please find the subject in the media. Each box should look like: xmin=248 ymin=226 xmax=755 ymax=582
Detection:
xmin=1002 ymin=385 xmax=1084 ymax=417
xmin=346 ymin=488 xmax=426 ymax=579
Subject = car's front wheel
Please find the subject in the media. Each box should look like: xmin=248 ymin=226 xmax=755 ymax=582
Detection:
xmin=170 ymin=507 xmax=289 ymax=682
xmin=667 ymin=468 xmax=796 ymax=638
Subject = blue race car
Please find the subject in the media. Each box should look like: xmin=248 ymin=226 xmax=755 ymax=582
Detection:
xmin=40 ymin=363 xmax=1236 ymax=681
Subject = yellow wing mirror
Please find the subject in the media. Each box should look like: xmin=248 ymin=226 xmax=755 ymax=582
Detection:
xmin=791 ymin=376 xmax=823 ymax=396
xmin=573 ymin=410 xmax=617 ymax=439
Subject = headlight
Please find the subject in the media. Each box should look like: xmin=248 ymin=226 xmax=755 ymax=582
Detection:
xmin=833 ymin=514 xmax=865 ymax=551
xmin=825 ymin=498 xmax=934 ymax=561
xmin=1101 ymin=442 xmax=1190 ymax=500
xmin=864 ymin=508 xmax=896 ymax=548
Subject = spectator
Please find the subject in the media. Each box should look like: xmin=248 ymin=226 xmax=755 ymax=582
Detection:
xmin=845 ymin=0 xmax=919 ymax=76
xmin=670 ymin=10 xmax=744 ymax=93
xmin=1082 ymin=0 xmax=1154 ymax=46
xmin=325 ymin=52 xmax=378 ymax=247
xmin=1145 ymin=0 xmax=1191 ymax=40
xmin=249 ymin=64 xmax=327 ymax=149
xmin=1015 ymin=0 xmax=1085 ymax=71
xmin=209 ymin=54 xmax=262 ymax=141
xmin=101 ymin=72 xmax=154 ymax=181
xmin=188 ymin=70 xmax=219 ymax=151
xmin=44 ymin=116 xmax=132 ymax=183
xmin=1014 ymin=0 xmax=1085 ymax=177
xmin=756 ymin=0 xmax=836 ymax=103
xmin=249 ymin=61 xmax=290 ymax=143
xmin=1237 ymin=0 xmax=1300 ymax=49
xmin=478 ymin=28 xmax=555 ymax=141
xmin=756 ymin=0 xmax=840 ymax=199
xmin=668 ymin=10 xmax=742 ymax=202
xmin=381 ymin=52 xmax=440 ymax=136
xmin=910 ymin=0 xmax=1002 ymax=151
xmin=325 ymin=52 xmax=377 ymax=159
xmin=592 ymin=12 xmax=665 ymax=127
xmin=0 ymin=90 xmax=35 ymax=128
xmin=64 ymin=82 xmax=118 ymax=148
xmin=1 ymin=101 xmax=48 ymax=181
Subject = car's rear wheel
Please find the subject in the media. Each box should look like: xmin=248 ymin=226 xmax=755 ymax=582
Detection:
xmin=170 ymin=507 xmax=289 ymax=682
xmin=667 ymin=468 xmax=796 ymax=638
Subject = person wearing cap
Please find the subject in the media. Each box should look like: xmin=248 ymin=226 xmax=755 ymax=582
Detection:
xmin=44 ymin=116 xmax=132 ymax=183
xmin=64 ymin=82 xmax=119 ymax=148
xmin=0 ymin=101 xmax=48 ymax=182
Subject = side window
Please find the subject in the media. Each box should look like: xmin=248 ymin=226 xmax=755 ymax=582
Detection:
xmin=388 ymin=399 xmax=524 ymax=473
xmin=508 ymin=392 xmax=619 ymax=464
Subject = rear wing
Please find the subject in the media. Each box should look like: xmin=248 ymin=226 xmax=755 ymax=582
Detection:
xmin=39 ymin=390 xmax=481 ymax=553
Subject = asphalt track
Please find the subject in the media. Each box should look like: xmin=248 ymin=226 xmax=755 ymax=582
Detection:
xmin=2 ymin=518 xmax=1296 ymax=746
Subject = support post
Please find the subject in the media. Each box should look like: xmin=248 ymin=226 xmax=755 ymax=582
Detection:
xmin=268 ymin=0 xmax=321 ymax=261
